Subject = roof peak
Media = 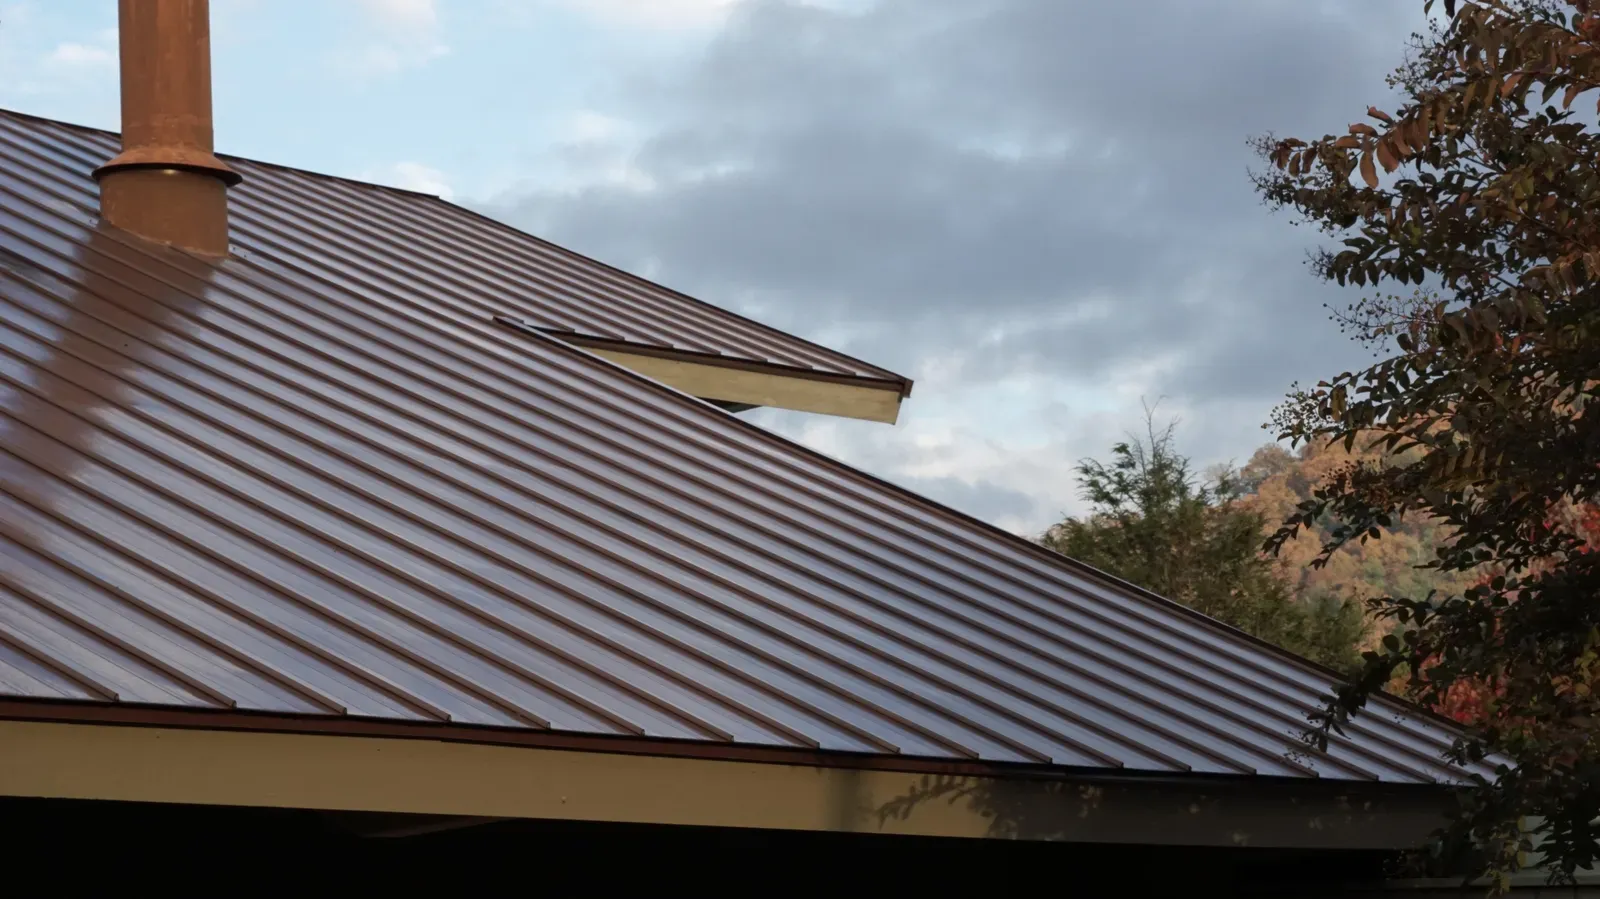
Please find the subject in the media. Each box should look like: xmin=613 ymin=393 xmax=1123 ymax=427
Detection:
xmin=0 ymin=106 xmax=443 ymax=200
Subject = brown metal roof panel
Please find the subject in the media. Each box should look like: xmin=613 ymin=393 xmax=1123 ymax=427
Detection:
xmin=0 ymin=590 xmax=142 ymax=703
xmin=0 ymin=482 xmax=298 ymax=713
xmin=0 ymin=422 xmax=480 ymax=720
xmin=234 ymin=166 xmax=835 ymax=372
xmin=0 ymin=107 xmax=1481 ymax=784
xmin=494 ymin=351 xmax=1316 ymax=699
xmin=18 ymin=414 xmax=662 ymax=733
xmin=0 ymin=520 xmax=349 ymax=714
xmin=156 ymin=231 xmax=1420 ymax=771
xmin=543 ymin=333 xmax=1478 ymax=775
xmin=0 ymin=253 xmax=943 ymax=753
xmin=509 ymin=333 xmax=1465 ymax=775
xmin=0 ymin=379 xmax=517 ymax=724
xmin=0 ymin=642 xmax=100 ymax=702
xmin=232 ymin=246 xmax=1446 ymax=771
xmin=7 ymin=123 xmax=745 ymax=376
xmin=0 ymin=223 xmax=902 ymax=748
xmin=150 ymin=331 xmax=1216 ymax=761
xmin=278 ymin=167 xmax=874 ymax=375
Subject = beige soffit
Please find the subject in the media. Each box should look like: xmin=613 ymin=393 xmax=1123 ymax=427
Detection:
xmin=0 ymin=718 xmax=1447 ymax=850
xmin=494 ymin=318 xmax=909 ymax=424
xmin=583 ymin=348 xmax=905 ymax=424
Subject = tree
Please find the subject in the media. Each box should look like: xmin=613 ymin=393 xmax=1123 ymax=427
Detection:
xmin=1254 ymin=0 xmax=1600 ymax=885
xmin=1041 ymin=419 xmax=1365 ymax=672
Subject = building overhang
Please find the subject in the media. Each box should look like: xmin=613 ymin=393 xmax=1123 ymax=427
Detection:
xmin=494 ymin=317 xmax=911 ymax=424
xmin=0 ymin=705 xmax=1450 ymax=851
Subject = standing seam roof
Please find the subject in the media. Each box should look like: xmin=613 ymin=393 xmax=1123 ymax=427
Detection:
xmin=0 ymin=108 xmax=1475 ymax=784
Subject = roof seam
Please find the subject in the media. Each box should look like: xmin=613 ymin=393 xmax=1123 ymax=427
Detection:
xmin=0 ymin=616 xmax=122 ymax=702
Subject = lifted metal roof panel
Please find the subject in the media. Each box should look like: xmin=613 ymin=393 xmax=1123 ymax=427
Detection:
xmin=0 ymin=110 xmax=908 ymax=389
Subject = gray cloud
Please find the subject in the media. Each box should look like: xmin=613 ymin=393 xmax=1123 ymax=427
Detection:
xmin=486 ymin=0 xmax=1427 ymax=531
xmin=887 ymin=473 xmax=1041 ymax=531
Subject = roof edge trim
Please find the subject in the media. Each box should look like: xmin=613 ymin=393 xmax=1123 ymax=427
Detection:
xmin=0 ymin=106 xmax=445 ymax=201
xmin=584 ymin=347 xmax=904 ymax=424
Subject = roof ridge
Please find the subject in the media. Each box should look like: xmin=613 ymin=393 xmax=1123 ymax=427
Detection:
xmin=0 ymin=106 xmax=443 ymax=200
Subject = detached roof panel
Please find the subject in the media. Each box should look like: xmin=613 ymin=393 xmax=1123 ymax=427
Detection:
xmin=0 ymin=108 xmax=1472 ymax=784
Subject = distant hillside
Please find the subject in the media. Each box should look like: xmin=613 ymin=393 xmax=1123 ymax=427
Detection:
xmin=1234 ymin=438 xmax=1480 ymax=645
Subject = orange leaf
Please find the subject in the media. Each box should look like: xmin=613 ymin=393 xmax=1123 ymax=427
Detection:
xmin=1360 ymin=149 xmax=1380 ymax=188
xmin=1391 ymin=127 xmax=1412 ymax=156
xmin=1376 ymin=138 xmax=1400 ymax=173
xmin=1565 ymin=83 xmax=1583 ymax=109
xmin=1368 ymin=106 xmax=1396 ymax=124
xmin=1500 ymin=71 xmax=1525 ymax=98
xmin=1349 ymin=123 xmax=1379 ymax=137
xmin=1332 ymin=135 xmax=1362 ymax=149
xmin=1407 ymin=119 xmax=1429 ymax=152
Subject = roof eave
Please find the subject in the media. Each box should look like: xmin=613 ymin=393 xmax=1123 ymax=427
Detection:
xmin=0 ymin=702 xmax=1459 ymax=851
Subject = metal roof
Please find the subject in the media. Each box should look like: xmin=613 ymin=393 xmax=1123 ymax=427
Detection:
xmin=0 ymin=108 xmax=1473 ymax=784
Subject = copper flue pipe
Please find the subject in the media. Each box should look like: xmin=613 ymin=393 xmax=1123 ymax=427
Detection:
xmin=94 ymin=0 xmax=240 ymax=257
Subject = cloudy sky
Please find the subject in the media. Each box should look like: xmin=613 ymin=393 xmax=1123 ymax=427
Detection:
xmin=0 ymin=0 xmax=1427 ymax=535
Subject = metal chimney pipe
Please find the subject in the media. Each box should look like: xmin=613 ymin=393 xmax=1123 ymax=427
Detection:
xmin=94 ymin=0 xmax=240 ymax=257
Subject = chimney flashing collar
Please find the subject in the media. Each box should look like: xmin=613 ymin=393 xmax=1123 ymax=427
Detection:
xmin=95 ymin=145 xmax=242 ymax=186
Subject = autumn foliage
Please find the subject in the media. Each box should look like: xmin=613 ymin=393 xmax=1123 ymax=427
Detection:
xmin=1239 ymin=438 xmax=1479 ymax=650
xmin=1425 ymin=503 xmax=1600 ymax=728
xmin=1255 ymin=0 xmax=1600 ymax=885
